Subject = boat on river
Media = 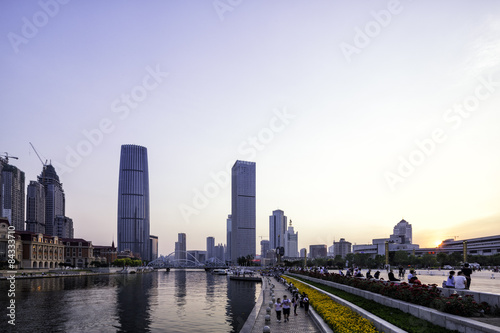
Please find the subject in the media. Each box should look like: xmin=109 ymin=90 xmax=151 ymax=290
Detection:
xmin=212 ymin=269 xmax=228 ymax=275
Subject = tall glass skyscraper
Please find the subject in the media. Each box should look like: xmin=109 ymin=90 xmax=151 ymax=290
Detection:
xmin=26 ymin=180 xmax=45 ymax=233
xmin=117 ymin=144 xmax=150 ymax=261
xmin=0 ymin=163 xmax=25 ymax=230
xmin=38 ymin=164 xmax=64 ymax=236
xmin=230 ymin=160 xmax=256 ymax=262
xmin=269 ymin=209 xmax=287 ymax=251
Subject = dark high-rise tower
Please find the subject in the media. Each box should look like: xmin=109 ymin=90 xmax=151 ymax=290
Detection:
xmin=269 ymin=209 xmax=287 ymax=251
xmin=0 ymin=162 xmax=25 ymax=230
xmin=117 ymin=144 xmax=150 ymax=260
xmin=38 ymin=164 xmax=64 ymax=236
xmin=230 ymin=160 xmax=256 ymax=262
xmin=26 ymin=180 xmax=46 ymax=233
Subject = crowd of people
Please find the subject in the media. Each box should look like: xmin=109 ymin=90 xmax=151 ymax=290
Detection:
xmin=285 ymin=262 xmax=478 ymax=290
xmin=272 ymin=274 xmax=310 ymax=323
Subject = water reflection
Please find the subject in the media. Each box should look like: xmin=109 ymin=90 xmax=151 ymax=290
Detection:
xmin=227 ymin=280 xmax=258 ymax=332
xmin=115 ymin=274 xmax=153 ymax=332
xmin=0 ymin=271 xmax=260 ymax=333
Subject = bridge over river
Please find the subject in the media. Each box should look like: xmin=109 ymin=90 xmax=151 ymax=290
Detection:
xmin=147 ymin=250 xmax=229 ymax=269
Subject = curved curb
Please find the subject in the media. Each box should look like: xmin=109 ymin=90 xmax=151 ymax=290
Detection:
xmin=287 ymin=274 xmax=406 ymax=333
xmin=308 ymin=305 xmax=334 ymax=333
xmin=240 ymin=277 xmax=265 ymax=333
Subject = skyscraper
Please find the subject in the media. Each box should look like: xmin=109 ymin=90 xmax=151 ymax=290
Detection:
xmin=117 ymin=144 xmax=150 ymax=260
xmin=269 ymin=209 xmax=287 ymax=251
xmin=390 ymin=219 xmax=412 ymax=244
xmin=175 ymin=233 xmax=186 ymax=262
xmin=150 ymin=235 xmax=158 ymax=260
xmin=231 ymin=160 xmax=256 ymax=262
xmin=215 ymin=243 xmax=225 ymax=263
xmin=260 ymin=239 xmax=270 ymax=258
xmin=285 ymin=220 xmax=298 ymax=258
xmin=54 ymin=215 xmax=74 ymax=238
xmin=206 ymin=236 xmax=215 ymax=260
xmin=226 ymin=214 xmax=232 ymax=263
xmin=1 ymin=163 xmax=25 ymax=230
xmin=38 ymin=164 xmax=65 ymax=236
xmin=26 ymin=180 xmax=46 ymax=233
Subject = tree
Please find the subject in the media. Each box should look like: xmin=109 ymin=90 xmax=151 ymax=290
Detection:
xmin=313 ymin=257 xmax=327 ymax=267
xmin=353 ymin=253 xmax=371 ymax=268
xmin=246 ymin=254 xmax=254 ymax=266
xmin=237 ymin=255 xmax=254 ymax=266
xmin=436 ymin=252 xmax=448 ymax=266
xmin=374 ymin=255 xmax=386 ymax=268
xmin=421 ymin=253 xmax=438 ymax=268
xmin=449 ymin=252 xmax=462 ymax=266
xmin=393 ymin=250 xmax=409 ymax=266
xmin=333 ymin=255 xmax=345 ymax=269
xmin=90 ymin=261 xmax=102 ymax=267
xmin=345 ymin=253 xmax=354 ymax=267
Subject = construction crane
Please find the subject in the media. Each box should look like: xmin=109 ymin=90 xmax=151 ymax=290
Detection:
xmin=0 ymin=152 xmax=18 ymax=164
xmin=29 ymin=142 xmax=47 ymax=167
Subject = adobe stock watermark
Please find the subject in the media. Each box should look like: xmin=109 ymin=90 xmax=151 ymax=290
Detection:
xmin=52 ymin=64 xmax=169 ymax=175
xmin=213 ymin=0 xmax=243 ymax=21
xmin=385 ymin=72 xmax=499 ymax=191
xmin=7 ymin=0 xmax=70 ymax=54
xmin=179 ymin=107 xmax=296 ymax=223
xmin=339 ymin=0 xmax=409 ymax=63
xmin=6 ymin=225 xmax=16 ymax=326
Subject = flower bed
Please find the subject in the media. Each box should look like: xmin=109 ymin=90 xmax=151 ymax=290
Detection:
xmin=283 ymin=276 xmax=378 ymax=332
xmin=290 ymin=270 xmax=490 ymax=317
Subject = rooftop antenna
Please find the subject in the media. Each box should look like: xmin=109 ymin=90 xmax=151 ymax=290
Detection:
xmin=0 ymin=152 xmax=19 ymax=164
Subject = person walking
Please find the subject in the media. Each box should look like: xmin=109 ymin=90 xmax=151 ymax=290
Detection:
xmin=292 ymin=295 xmax=298 ymax=316
xmin=282 ymin=295 xmax=291 ymax=322
xmin=303 ymin=294 xmax=310 ymax=316
xmin=461 ymin=263 xmax=473 ymax=290
xmin=275 ymin=298 xmax=282 ymax=323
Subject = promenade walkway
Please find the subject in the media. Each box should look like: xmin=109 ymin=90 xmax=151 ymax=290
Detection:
xmin=248 ymin=276 xmax=322 ymax=333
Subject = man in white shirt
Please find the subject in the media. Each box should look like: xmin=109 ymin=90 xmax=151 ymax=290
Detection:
xmin=282 ymin=295 xmax=291 ymax=322
xmin=454 ymin=271 xmax=467 ymax=289
xmin=275 ymin=298 xmax=282 ymax=322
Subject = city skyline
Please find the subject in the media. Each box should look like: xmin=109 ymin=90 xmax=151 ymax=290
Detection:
xmin=1 ymin=2 xmax=500 ymax=255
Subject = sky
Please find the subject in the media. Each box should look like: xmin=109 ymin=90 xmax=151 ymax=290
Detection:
xmin=1 ymin=0 xmax=500 ymax=256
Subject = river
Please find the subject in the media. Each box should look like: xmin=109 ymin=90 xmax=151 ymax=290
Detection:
xmin=0 ymin=269 xmax=261 ymax=332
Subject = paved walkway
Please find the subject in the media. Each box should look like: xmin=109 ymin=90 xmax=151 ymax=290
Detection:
xmin=250 ymin=276 xmax=321 ymax=333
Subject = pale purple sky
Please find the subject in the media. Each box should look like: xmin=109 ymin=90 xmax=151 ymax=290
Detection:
xmin=1 ymin=0 xmax=500 ymax=255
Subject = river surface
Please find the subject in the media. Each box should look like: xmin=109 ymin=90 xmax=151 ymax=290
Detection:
xmin=0 ymin=270 xmax=261 ymax=332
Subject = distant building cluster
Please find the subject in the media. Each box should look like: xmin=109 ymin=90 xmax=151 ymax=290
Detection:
xmin=269 ymin=210 xmax=299 ymax=259
xmin=352 ymin=219 xmax=420 ymax=256
xmin=0 ymin=156 xmax=74 ymax=238
xmin=0 ymin=149 xmax=144 ymax=269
